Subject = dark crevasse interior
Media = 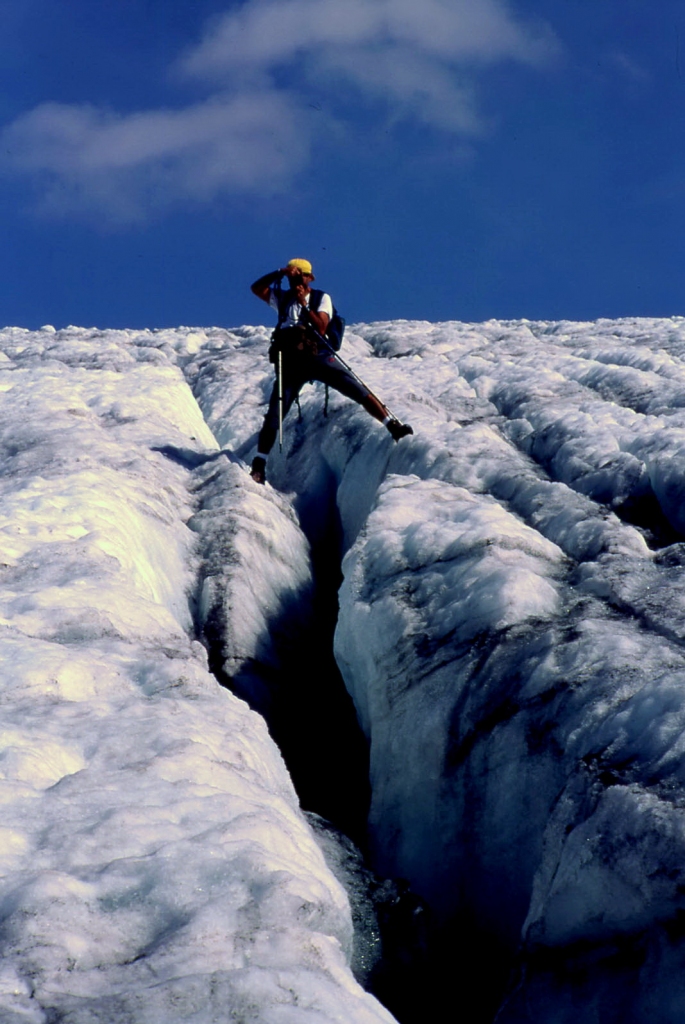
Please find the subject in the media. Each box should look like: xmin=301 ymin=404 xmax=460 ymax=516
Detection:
xmin=193 ymin=452 xmax=371 ymax=846
xmin=190 ymin=453 xmax=459 ymax=1024
xmin=285 ymin=471 xmax=461 ymax=1024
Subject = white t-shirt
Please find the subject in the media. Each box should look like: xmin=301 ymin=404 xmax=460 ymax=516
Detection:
xmin=269 ymin=287 xmax=333 ymax=329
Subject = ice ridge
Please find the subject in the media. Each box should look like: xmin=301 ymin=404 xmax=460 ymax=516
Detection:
xmin=186 ymin=315 xmax=685 ymax=1023
xmin=0 ymin=325 xmax=395 ymax=1024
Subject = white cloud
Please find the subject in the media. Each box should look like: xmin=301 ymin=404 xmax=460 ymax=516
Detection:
xmin=180 ymin=0 xmax=556 ymax=134
xmin=321 ymin=45 xmax=482 ymax=133
xmin=181 ymin=0 xmax=555 ymax=78
xmin=1 ymin=93 xmax=310 ymax=224
xmin=0 ymin=0 xmax=557 ymax=223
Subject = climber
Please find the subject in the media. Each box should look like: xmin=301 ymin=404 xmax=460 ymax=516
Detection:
xmin=249 ymin=258 xmax=413 ymax=483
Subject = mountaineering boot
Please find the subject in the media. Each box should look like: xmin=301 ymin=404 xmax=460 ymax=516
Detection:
xmin=250 ymin=456 xmax=266 ymax=484
xmin=387 ymin=419 xmax=414 ymax=442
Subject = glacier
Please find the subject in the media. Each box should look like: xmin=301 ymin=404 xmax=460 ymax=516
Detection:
xmin=3 ymin=316 xmax=685 ymax=1021
xmin=0 ymin=326 xmax=393 ymax=1024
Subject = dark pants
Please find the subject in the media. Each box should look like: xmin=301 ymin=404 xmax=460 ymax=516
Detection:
xmin=257 ymin=344 xmax=378 ymax=455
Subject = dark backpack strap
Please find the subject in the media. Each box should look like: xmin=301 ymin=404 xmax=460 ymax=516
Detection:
xmin=308 ymin=289 xmax=343 ymax=350
xmin=273 ymin=282 xmax=290 ymax=330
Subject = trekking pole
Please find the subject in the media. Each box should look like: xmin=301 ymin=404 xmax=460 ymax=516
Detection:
xmin=278 ymin=348 xmax=284 ymax=451
xmin=311 ymin=329 xmax=403 ymax=423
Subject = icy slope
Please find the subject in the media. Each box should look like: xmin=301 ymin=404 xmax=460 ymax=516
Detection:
xmin=8 ymin=315 xmax=685 ymax=1023
xmin=187 ymin=316 xmax=685 ymax=1022
xmin=0 ymin=327 xmax=394 ymax=1024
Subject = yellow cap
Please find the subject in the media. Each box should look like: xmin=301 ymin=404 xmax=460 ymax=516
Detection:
xmin=287 ymin=258 xmax=314 ymax=278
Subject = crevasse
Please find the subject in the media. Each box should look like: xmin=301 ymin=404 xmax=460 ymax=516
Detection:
xmin=187 ymin=316 xmax=685 ymax=1024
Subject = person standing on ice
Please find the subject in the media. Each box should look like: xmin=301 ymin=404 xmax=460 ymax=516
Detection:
xmin=249 ymin=258 xmax=413 ymax=484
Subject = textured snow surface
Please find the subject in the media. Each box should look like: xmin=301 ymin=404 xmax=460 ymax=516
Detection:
xmin=185 ymin=315 xmax=685 ymax=1022
xmin=0 ymin=327 xmax=395 ymax=1024
xmin=8 ymin=315 xmax=685 ymax=1022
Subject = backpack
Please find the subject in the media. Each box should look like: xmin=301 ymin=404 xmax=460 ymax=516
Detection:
xmin=274 ymin=285 xmax=345 ymax=351
xmin=310 ymin=289 xmax=345 ymax=351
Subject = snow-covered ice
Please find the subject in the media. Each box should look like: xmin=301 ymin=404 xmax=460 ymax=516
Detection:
xmin=184 ymin=315 xmax=685 ymax=1022
xmin=8 ymin=314 xmax=685 ymax=1022
xmin=0 ymin=326 xmax=395 ymax=1024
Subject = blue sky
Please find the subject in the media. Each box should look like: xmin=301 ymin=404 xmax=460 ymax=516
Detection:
xmin=1 ymin=0 xmax=684 ymax=329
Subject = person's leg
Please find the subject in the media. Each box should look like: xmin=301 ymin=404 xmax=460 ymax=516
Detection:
xmin=311 ymin=354 xmax=413 ymax=440
xmin=251 ymin=371 xmax=303 ymax=482
xmin=255 ymin=383 xmax=281 ymax=457
xmin=310 ymin=354 xmax=380 ymax=411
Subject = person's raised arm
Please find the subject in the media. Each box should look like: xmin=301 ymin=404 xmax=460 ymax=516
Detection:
xmin=250 ymin=268 xmax=288 ymax=304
